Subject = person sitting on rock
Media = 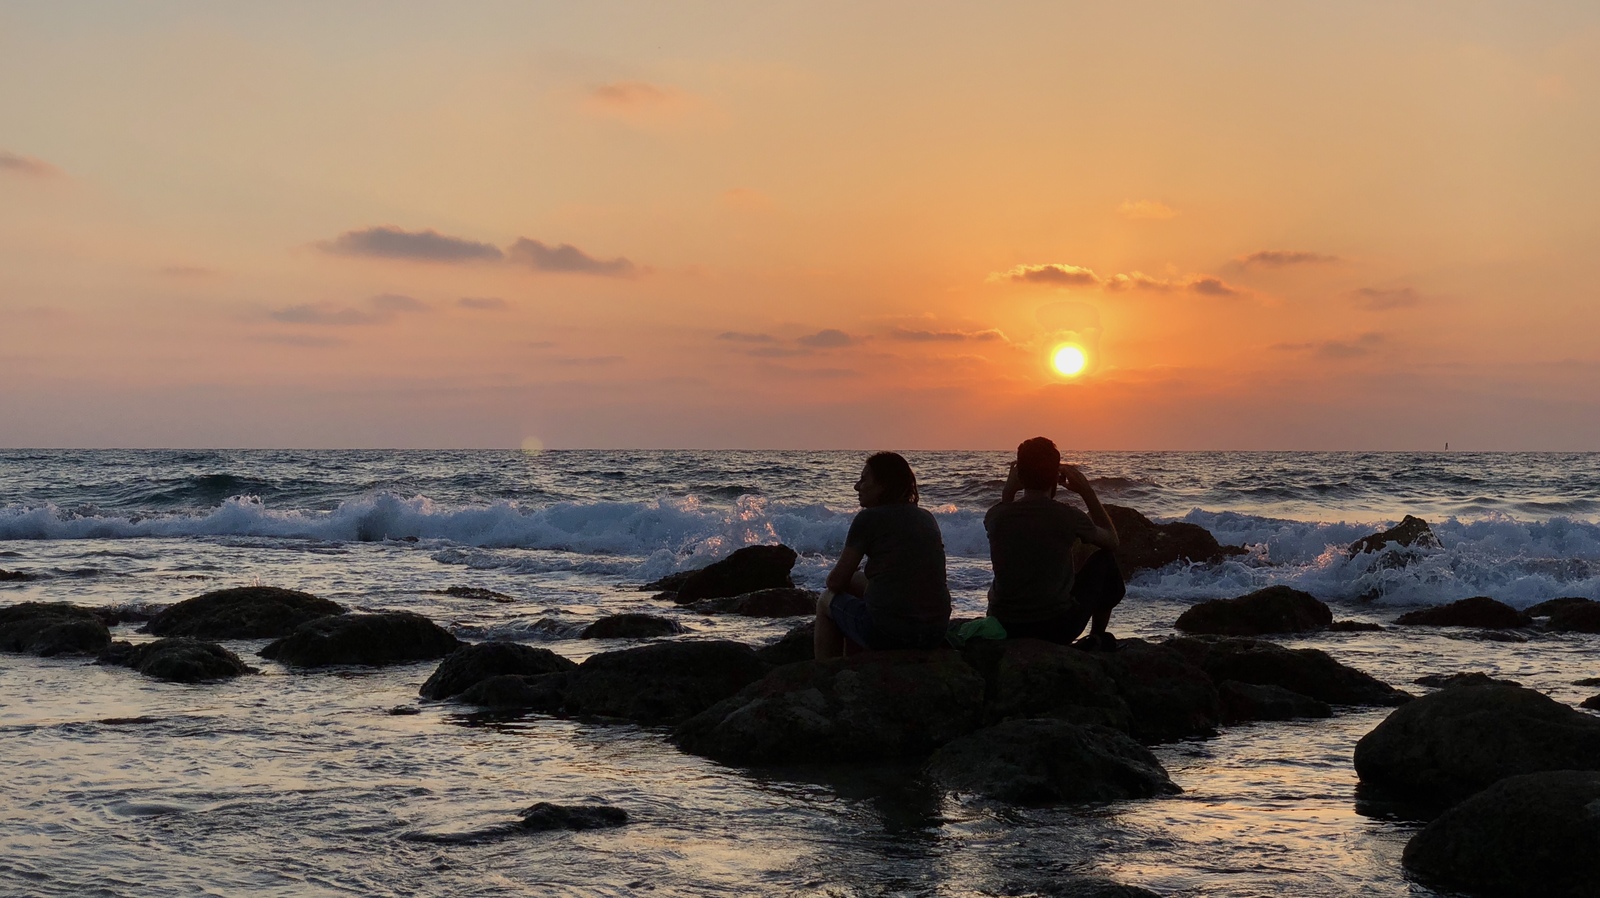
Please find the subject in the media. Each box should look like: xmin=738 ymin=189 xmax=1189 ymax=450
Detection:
xmin=815 ymin=452 xmax=953 ymax=658
xmin=985 ymin=437 xmax=1124 ymax=649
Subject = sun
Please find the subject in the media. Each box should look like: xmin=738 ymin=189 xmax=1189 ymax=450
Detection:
xmin=1051 ymin=344 xmax=1088 ymax=377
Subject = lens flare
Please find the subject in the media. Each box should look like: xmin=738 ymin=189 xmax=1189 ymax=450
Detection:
xmin=1051 ymin=344 xmax=1087 ymax=377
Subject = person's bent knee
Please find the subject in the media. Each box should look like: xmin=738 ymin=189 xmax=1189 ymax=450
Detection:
xmin=816 ymin=589 xmax=835 ymax=617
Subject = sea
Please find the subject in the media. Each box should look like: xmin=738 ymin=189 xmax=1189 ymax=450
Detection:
xmin=3 ymin=449 xmax=1598 ymax=898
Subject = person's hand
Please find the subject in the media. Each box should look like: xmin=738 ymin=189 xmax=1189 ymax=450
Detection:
xmin=1059 ymin=463 xmax=1092 ymax=496
xmin=1001 ymin=461 xmax=1022 ymax=500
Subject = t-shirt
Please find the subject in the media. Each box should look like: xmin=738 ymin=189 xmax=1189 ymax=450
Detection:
xmin=844 ymin=502 xmax=953 ymax=633
xmin=984 ymin=494 xmax=1101 ymax=624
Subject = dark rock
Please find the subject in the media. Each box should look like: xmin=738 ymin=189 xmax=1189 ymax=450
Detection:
xmin=674 ymin=650 xmax=984 ymax=764
xmin=1095 ymin=639 xmax=1220 ymax=742
xmin=93 ymin=605 xmax=157 ymax=627
xmin=640 ymin=570 xmax=695 ymax=593
xmin=1327 ymin=620 xmax=1384 ymax=632
xmin=1167 ymin=637 xmax=1410 ymax=707
xmin=1548 ymin=601 xmax=1600 ymax=634
xmin=1104 ymin=504 xmax=1247 ymax=574
xmin=686 ymin=587 xmax=819 ymax=617
xmin=1581 ymin=695 xmax=1600 ymax=711
xmin=1402 ymin=771 xmax=1600 ymax=898
xmin=389 ymin=705 xmax=421 ymax=715
xmin=518 ymin=802 xmax=628 ymax=831
xmin=1456 ymin=629 xmax=1529 ymax=643
xmin=1527 ymin=596 xmax=1594 ymax=617
xmin=1575 ymin=677 xmax=1600 ymax=687
xmin=1354 ymin=682 xmax=1600 ymax=804
xmin=925 ymin=718 xmax=1179 ymax=803
xmin=668 ymin=545 xmax=798 ymax=603
xmin=1024 ymin=880 xmax=1164 ymax=898
xmin=963 ymin=638 xmax=1130 ymax=731
xmin=0 ymin=602 xmax=112 ymax=656
xmin=1348 ymin=514 xmax=1439 ymax=555
xmin=1413 ymin=671 xmax=1519 ymax=689
xmin=99 ymin=637 xmax=251 ymax=682
xmin=0 ymin=568 xmax=40 ymax=582
xmin=1396 ymin=596 xmax=1531 ymax=629
xmin=455 ymin=672 xmax=569 ymax=711
xmin=146 ymin=586 xmax=345 ymax=639
xmin=563 ymin=640 xmax=770 ymax=725
xmin=260 ymin=611 xmax=460 ymax=668
xmin=420 ymin=641 xmax=576 ymax=700
xmin=579 ymin=613 xmax=684 ymax=639
xmin=1174 ymin=586 xmax=1332 ymax=636
xmin=1217 ymin=680 xmax=1331 ymax=723
xmin=440 ymin=586 xmax=514 ymax=603
xmin=755 ymin=621 xmax=815 ymax=667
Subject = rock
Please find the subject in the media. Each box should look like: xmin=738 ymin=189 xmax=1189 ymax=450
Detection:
xmin=666 ymin=545 xmax=798 ymax=603
xmin=440 ymin=586 xmax=514 ymax=603
xmin=0 ymin=602 xmax=112 ymax=656
xmin=1575 ymin=677 xmax=1600 ymax=687
xmin=1217 ymin=680 xmax=1331 ymax=723
xmin=419 ymin=641 xmax=576 ymax=700
xmin=1104 ymin=504 xmax=1247 ymax=574
xmin=926 ymin=718 xmax=1180 ymax=804
xmin=579 ymin=613 xmax=684 ymax=639
xmin=755 ymin=621 xmax=815 ymax=667
xmin=1024 ymin=880 xmax=1164 ymax=898
xmin=1173 ymin=586 xmax=1332 ymax=636
xmin=563 ymin=640 xmax=770 ymax=725
xmin=518 ymin=802 xmax=629 ymax=831
xmin=455 ymin=673 xmax=570 ymax=711
xmin=1548 ymin=602 xmax=1600 ymax=634
xmin=686 ymin=587 xmax=819 ymax=617
xmin=1527 ymin=596 xmax=1594 ymax=617
xmin=389 ymin=706 xmax=421 ymax=715
xmin=674 ymin=651 xmax=984 ymax=764
xmin=1413 ymin=671 xmax=1519 ymax=689
xmin=1095 ymin=639 xmax=1221 ymax=742
xmin=93 ymin=605 xmax=158 ymax=627
xmin=1581 ymin=695 xmax=1600 ymax=711
xmin=963 ymin=638 xmax=1130 ymax=731
xmin=145 ymin=586 xmax=345 ymax=639
xmin=1396 ymin=596 xmax=1531 ymax=629
xmin=1348 ymin=515 xmax=1439 ymax=555
xmin=1401 ymin=771 xmax=1600 ymax=898
xmin=1353 ymin=682 xmax=1600 ymax=804
xmin=259 ymin=611 xmax=460 ymax=668
xmin=1167 ymin=637 xmax=1410 ymax=707
xmin=640 ymin=570 xmax=695 ymax=593
xmin=1327 ymin=620 xmax=1384 ymax=632
xmin=98 ymin=637 xmax=251 ymax=682
xmin=0 ymin=568 xmax=40 ymax=582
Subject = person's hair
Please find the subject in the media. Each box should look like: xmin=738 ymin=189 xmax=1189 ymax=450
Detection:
xmin=865 ymin=451 xmax=919 ymax=505
xmin=1016 ymin=437 xmax=1060 ymax=491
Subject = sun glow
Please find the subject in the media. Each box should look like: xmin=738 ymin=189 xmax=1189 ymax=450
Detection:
xmin=1051 ymin=344 xmax=1088 ymax=377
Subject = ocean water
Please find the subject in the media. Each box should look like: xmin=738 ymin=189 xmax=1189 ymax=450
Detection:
xmin=2 ymin=449 xmax=1598 ymax=897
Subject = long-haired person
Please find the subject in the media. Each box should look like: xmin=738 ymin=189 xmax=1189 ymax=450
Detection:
xmin=814 ymin=452 xmax=953 ymax=659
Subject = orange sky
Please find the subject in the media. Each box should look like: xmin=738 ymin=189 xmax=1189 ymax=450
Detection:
xmin=3 ymin=2 xmax=1598 ymax=449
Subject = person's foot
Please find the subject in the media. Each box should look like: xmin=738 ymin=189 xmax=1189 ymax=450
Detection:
xmin=1077 ymin=631 xmax=1117 ymax=652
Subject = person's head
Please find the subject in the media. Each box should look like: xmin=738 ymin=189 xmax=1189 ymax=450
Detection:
xmin=1016 ymin=437 xmax=1060 ymax=491
xmin=855 ymin=451 xmax=920 ymax=507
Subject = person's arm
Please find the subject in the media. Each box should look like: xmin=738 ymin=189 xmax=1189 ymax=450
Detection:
xmin=992 ymin=461 xmax=1023 ymax=509
xmin=1061 ymin=464 xmax=1119 ymax=551
xmin=826 ymin=547 xmax=865 ymax=593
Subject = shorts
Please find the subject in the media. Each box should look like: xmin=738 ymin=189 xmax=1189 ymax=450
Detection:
xmin=826 ymin=592 xmax=946 ymax=651
xmin=999 ymin=550 xmax=1126 ymax=645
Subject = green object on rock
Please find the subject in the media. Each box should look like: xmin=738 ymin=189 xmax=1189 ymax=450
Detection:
xmin=951 ymin=616 xmax=1007 ymax=647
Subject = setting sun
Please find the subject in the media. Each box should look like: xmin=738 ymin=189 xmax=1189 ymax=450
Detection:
xmin=1051 ymin=344 xmax=1088 ymax=378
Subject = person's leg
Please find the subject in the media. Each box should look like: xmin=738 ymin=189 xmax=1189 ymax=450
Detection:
xmin=814 ymin=590 xmax=846 ymax=659
xmin=817 ymin=590 xmax=874 ymax=658
xmin=1072 ymin=550 xmax=1126 ymax=637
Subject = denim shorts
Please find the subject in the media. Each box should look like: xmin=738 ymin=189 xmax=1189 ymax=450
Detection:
xmin=826 ymin=592 xmax=945 ymax=651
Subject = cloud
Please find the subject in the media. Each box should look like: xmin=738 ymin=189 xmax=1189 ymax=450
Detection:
xmin=268 ymin=293 xmax=429 ymax=326
xmin=1237 ymin=250 xmax=1341 ymax=267
xmin=589 ymin=81 xmax=676 ymax=109
xmin=1273 ymin=332 xmax=1386 ymax=359
xmin=717 ymin=331 xmax=777 ymax=343
xmin=1188 ymin=276 xmax=1240 ymax=297
xmin=889 ymin=327 xmax=1007 ymax=343
xmin=252 ymin=333 xmax=345 ymax=348
xmin=507 ymin=238 xmax=636 ymax=277
xmin=0 ymin=151 xmax=62 ymax=179
xmin=746 ymin=346 xmax=812 ymax=358
xmin=796 ymin=329 xmax=858 ymax=349
xmin=318 ymin=226 xmax=503 ymax=263
xmin=1104 ymin=272 xmax=1241 ymax=296
xmin=458 ymin=297 xmax=508 ymax=311
xmin=159 ymin=266 xmax=218 ymax=278
xmin=1351 ymin=287 xmax=1421 ymax=310
xmin=991 ymin=263 xmax=1102 ymax=286
xmin=1117 ymin=200 xmax=1178 ymax=220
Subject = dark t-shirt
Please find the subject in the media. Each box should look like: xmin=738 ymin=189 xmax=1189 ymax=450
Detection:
xmin=984 ymin=495 xmax=1100 ymax=624
xmin=844 ymin=502 xmax=953 ymax=633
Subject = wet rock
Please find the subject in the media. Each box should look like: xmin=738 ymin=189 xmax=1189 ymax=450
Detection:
xmin=755 ymin=621 xmax=815 ymax=667
xmin=145 ymin=586 xmax=345 ymax=639
xmin=1020 ymin=879 xmax=1165 ymax=898
xmin=260 ymin=611 xmax=460 ymax=668
xmin=1174 ymin=586 xmax=1332 ymax=636
xmin=1402 ymin=771 xmax=1600 ymax=898
xmin=388 ymin=705 xmax=421 ymax=715
xmin=686 ymin=587 xmax=819 ymax=617
xmin=1104 ymin=504 xmax=1247 ymax=574
xmin=518 ymin=802 xmax=629 ymax=831
xmin=1327 ymin=620 xmax=1384 ymax=632
xmin=1167 ymin=637 xmax=1410 ymax=707
xmin=93 ymin=605 xmax=158 ymax=627
xmin=1548 ymin=601 xmax=1600 ymax=634
xmin=1354 ymin=682 xmax=1600 ymax=804
xmin=579 ymin=613 xmax=684 ymax=639
xmin=1575 ymin=677 xmax=1600 ymax=687
xmin=99 ymin=637 xmax=252 ymax=682
xmin=455 ymin=672 xmax=569 ymax=711
xmin=420 ymin=641 xmax=576 ymax=700
xmin=1527 ymin=596 xmax=1594 ymax=617
xmin=563 ymin=640 xmax=770 ymax=725
xmin=926 ymin=718 xmax=1179 ymax=804
xmin=0 ymin=602 xmax=112 ymax=656
xmin=1396 ymin=596 xmax=1531 ymax=629
xmin=1217 ymin=680 xmax=1331 ymax=723
xmin=668 ymin=545 xmax=799 ymax=603
xmin=1348 ymin=514 xmax=1439 ymax=556
xmin=1581 ymin=695 xmax=1600 ymax=711
xmin=963 ymin=638 xmax=1130 ymax=731
xmin=0 ymin=568 xmax=40 ymax=582
xmin=1413 ymin=671 xmax=1520 ymax=689
xmin=675 ymin=650 xmax=984 ymax=764
xmin=1095 ymin=639 xmax=1221 ymax=742
xmin=439 ymin=586 xmax=514 ymax=603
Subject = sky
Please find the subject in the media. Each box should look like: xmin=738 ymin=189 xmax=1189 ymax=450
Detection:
xmin=2 ymin=1 xmax=1598 ymax=450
